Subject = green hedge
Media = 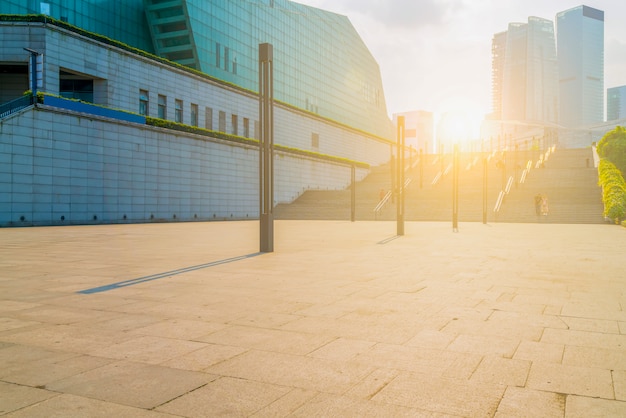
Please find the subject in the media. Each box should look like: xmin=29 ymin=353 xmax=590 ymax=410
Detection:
xmin=598 ymin=159 xmax=626 ymax=223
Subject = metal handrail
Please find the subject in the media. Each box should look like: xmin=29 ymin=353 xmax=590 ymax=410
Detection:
xmin=0 ymin=95 xmax=33 ymax=119
xmin=373 ymin=190 xmax=392 ymax=213
xmin=493 ymin=190 xmax=505 ymax=213
xmin=373 ymin=178 xmax=412 ymax=215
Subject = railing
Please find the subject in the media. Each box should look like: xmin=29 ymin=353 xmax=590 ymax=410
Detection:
xmin=519 ymin=160 xmax=532 ymax=184
xmin=493 ymin=175 xmax=514 ymax=214
xmin=373 ymin=178 xmax=412 ymax=218
xmin=374 ymin=190 xmax=392 ymax=214
xmin=0 ymin=95 xmax=33 ymax=119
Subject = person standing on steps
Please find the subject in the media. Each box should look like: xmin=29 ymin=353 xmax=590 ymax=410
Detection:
xmin=541 ymin=195 xmax=549 ymax=216
xmin=534 ymin=194 xmax=542 ymax=216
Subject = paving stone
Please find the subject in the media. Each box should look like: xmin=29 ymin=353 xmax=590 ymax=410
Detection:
xmin=470 ymin=355 xmax=531 ymax=386
xmin=565 ymin=395 xmax=626 ymax=417
xmin=526 ymin=362 xmax=614 ymax=399
xmin=447 ymin=333 xmax=520 ymax=358
xmin=372 ymin=372 xmax=505 ymax=416
xmin=198 ymin=324 xmax=336 ymax=355
xmin=494 ymin=386 xmax=565 ymax=417
xmin=45 ymin=360 xmax=213 ymax=409
xmin=0 ymin=345 xmax=113 ymax=388
xmin=513 ymin=340 xmax=564 ymax=363
xmin=289 ymin=393 xmax=427 ymax=417
xmin=542 ymin=328 xmax=626 ymax=350
xmin=205 ymin=349 xmax=373 ymax=394
xmin=2 ymin=393 xmax=177 ymax=417
xmin=0 ymin=382 xmax=57 ymax=415
xmin=563 ymin=345 xmax=626 ymax=370
xmin=155 ymin=376 xmax=290 ymax=417
xmin=89 ymin=335 xmax=208 ymax=364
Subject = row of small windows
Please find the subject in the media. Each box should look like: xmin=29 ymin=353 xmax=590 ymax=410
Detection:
xmin=138 ymin=89 xmax=320 ymax=149
xmin=139 ymin=89 xmax=250 ymax=138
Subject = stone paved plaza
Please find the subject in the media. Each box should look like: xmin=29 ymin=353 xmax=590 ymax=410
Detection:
xmin=1 ymin=220 xmax=626 ymax=417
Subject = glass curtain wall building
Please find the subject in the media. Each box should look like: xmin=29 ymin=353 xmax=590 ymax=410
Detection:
xmin=607 ymin=86 xmax=626 ymax=121
xmin=498 ymin=17 xmax=558 ymax=124
xmin=1 ymin=0 xmax=392 ymax=139
xmin=556 ymin=5 xmax=604 ymax=128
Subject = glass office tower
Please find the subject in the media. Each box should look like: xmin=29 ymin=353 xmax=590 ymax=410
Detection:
xmin=0 ymin=0 xmax=392 ymax=139
xmin=607 ymin=86 xmax=626 ymax=121
xmin=557 ymin=5 xmax=604 ymax=128
xmin=495 ymin=17 xmax=558 ymax=124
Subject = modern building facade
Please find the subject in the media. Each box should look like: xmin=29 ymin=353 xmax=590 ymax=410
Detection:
xmin=486 ymin=17 xmax=558 ymax=149
xmin=493 ymin=17 xmax=558 ymax=124
xmin=1 ymin=0 xmax=391 ymax=139
xmin=0 ymin=1 xmax=393 ymax=226
xmin=607 ymin=85 xmax=626 ymax=121
xmin=392 ymin=111 xmax=434 ymax=154
xmin=556 ymin=5 xmax=605 ymax=128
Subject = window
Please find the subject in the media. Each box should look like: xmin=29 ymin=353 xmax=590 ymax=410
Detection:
xmin=218 ymin=111 xmax=226 ymax=132
xmin=312 ymin=133 xmax=320 ymax=149
xmin=190 ymin=103 xmax=198 ymax=126
xmin=139 ymin=90 xmax=149 ymax=116
xmin=233 ymin=57 xmax=237 ymax=75
xmin=175 ymin=99 xmax=183 ymax=123
xmin=158 ymin=95 xmax=166 ymax=119
xmin=216 ymin=42 xmax=221 ymax=68
xmin=243 ymin=118 xmax=249 ymax=138
xmin=224 ymin=47 xmax=230 ymax=72
xmin=205 ymin=107 xmax=213 ymax=130
xmin=60 ymin=77 xmax=93 ymax=103
xmin=231 ymin=114 xmax=238 ymax=135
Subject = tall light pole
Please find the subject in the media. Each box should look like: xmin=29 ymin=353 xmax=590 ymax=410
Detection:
xmin=397 ymin=116 xmax=405 ymax=236
xmin=259 ymin=43 xmax=274 ymax=253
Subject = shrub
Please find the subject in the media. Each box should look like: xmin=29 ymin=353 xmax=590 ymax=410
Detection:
xmin=598 ymin=159 xmax=626 ymax=223
xmin=597 ymin=126 xmax=626 ymax=175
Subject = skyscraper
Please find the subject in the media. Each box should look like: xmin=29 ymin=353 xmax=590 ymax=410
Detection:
xmin=556 ymin=5 xmax=605 ymax=128
xmin=491 ymin=17 xmax=558 ymax=124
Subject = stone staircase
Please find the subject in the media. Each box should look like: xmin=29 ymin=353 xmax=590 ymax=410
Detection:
xmin=495 ymin=148 xmax=604 ymax=224
xmin=275 ymin=148 xmax=605 ymax=224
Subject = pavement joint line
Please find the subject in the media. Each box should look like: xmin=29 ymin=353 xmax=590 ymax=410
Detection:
xmin=76 ymin=252 xmax=263 ymax=294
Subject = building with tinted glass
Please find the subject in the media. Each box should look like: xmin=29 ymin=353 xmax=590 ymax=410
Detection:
xmin=0 ymin=0 xmax=393 ymax=226
xmin=557 ymin=5 xmax=604 ymax=128
xmin=607 ymin=85 xmax=626 ymax=121
xmin=491 ymin=17 xmax=558 ymax=124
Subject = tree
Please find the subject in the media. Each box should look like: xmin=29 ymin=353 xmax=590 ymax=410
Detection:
xmin=597 ymin=126 xmax=626 ymax=175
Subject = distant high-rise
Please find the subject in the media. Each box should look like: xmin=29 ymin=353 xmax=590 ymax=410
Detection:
xmin=556 ymin=5 xmax=604 ymax=128
xmin=491 ymin=17 xmax=558 ymax=124
xmin=393 ymin=111 xmax=434 ymax=153
xmin=490 ymin=31 xmax=507 ymax=120
xmin=607 ymin=86 xmax=626 ymax=121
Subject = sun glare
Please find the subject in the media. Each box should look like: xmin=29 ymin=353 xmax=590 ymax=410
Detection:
xmin=436 ymin=97 xmax=486 ymax=148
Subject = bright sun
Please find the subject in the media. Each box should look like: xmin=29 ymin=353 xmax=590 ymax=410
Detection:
xmin=436 ymin=97 xmax=486 ymax=147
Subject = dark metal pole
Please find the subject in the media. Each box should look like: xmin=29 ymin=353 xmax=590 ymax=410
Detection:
xmin=397 ymin=116 xmax=405 ymax=236
xmin=350 ymin=165 xmax=356 ymax=222
xmin=452 ymin=144 xmax=459 ymax=232
xmin=483 ymin=156 xmax=488 ymax=224
xmin=259 ymin=43 xmax=274 ymax=253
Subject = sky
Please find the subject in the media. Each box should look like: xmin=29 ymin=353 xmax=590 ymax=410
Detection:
xmin=296 ymin=0 xmax=626 ymax=128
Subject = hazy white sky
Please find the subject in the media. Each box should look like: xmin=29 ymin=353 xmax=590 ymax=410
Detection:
xmin=296 ymin=0 xmax=626 ymax=122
